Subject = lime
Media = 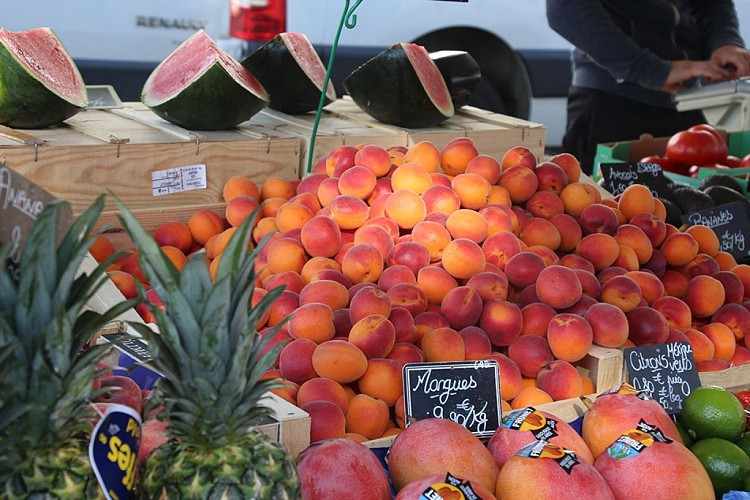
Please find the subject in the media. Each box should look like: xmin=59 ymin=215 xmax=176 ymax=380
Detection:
xmin=679 ymin=385 xmax=745 ymax=442
xmin=691 ymin=437 xmax=750 ymax=496
xmin=674 ymin=419 xmax=694 ymax=448
xmin=737 ymin=433 xmax=750 ymax=459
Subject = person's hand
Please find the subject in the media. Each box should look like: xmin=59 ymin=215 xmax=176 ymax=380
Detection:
xmin=711 ymin=44 xmax=750 ymax=79
xmin=662 ymin=60 xmax=730 ymax=93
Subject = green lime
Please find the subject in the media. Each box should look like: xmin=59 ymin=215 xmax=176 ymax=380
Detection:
xmin=679 ymin=385 xmax=745 ymax=442
xmin=674 ymin=419 xmax=694 ymax=448
xmin=691 ymin=437 xmax=750 ymax=496
xmin=737 ymin=433 xmax=750 ymax=459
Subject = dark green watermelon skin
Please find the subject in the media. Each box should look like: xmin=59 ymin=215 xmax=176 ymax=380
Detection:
xmin=145 ymin=63 xmax=268 ymax=131
xmin=0 ymin=43 xmax=84 ymax=128
xmin=343 ymin=44 xmax=453 ymax=129
xmin=242 ymin=34 xmax=334 ymax=114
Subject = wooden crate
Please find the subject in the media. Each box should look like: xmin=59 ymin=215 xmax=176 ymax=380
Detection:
xmin=254 ymin=392 xmax=311 ymax=458
xmin=699 ymin=364 xmax=750 ymax=392
xmin=247 ymin=97 xmax=547 ymax=175
xmin=0 ymin=104 xmax=301 ymax=216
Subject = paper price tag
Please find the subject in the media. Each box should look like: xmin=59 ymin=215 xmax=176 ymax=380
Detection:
xmin=152 ymin=164 xmax=207 ymax=197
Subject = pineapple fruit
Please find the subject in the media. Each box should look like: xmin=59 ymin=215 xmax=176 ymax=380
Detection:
xmin=0 ymin=195 xmax=137 ymax=498
xmin=115 ymin=197 xmax=301 ymax=499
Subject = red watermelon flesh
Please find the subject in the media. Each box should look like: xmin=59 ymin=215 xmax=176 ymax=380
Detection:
xmin=0 ymin=27 xmax=87 ymax=128
xmin=403 ymin=43 xmax=453 ymax=115
xmin=145 ymin=30 xmax=267 ymax=104
xmin=279 ymin=32 xmax=336 ymax=100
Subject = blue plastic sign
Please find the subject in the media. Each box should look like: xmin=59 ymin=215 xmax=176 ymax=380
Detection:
xmin=89 ymin=404 xmax=142 ymax=500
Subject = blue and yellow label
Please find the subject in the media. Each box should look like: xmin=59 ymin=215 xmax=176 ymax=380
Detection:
xmin=606 ymin=419 xmax=673 ymax=460
xmin=89 ymin=404 xmax=142 ymax=500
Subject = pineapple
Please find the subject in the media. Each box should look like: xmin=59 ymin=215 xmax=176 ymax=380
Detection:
xmin=115 ymin=197 xmax=301 ymax=499
xmin=0 ymin=195 xmax=138 ymax=498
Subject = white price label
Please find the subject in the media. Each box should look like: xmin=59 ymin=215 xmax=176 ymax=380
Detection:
xmin=151 ymin=165 xmax=207 ymax=197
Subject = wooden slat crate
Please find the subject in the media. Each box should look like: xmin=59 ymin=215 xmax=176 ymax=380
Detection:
xmin=302 ymin=97 xmax=547 ymax=169
xmin=699 ymin=364 xmax=750 ymax=392
xmin=0 ymin=104 xmax=301 ymax=216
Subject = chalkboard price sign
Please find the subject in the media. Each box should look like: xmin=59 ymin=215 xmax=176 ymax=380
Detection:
xmin=598 ymin=162 xmax=672 ymax=198
xmin=402 ymin=360 xmax=501 ymax=438
xmin=0 ymin=166 xmax=71 ymax=282
xmin=681 ymin=201 xmax=750 ymax=262
xmin=624 ymin=342 xmax=701 ymax=415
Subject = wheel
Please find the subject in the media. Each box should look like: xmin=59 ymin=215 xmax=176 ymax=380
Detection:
xmin=415 ymin=28 xmax=532 ymax=119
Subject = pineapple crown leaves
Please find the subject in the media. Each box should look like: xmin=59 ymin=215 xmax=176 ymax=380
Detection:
xmin=0 ymin=195 xmax=139 ymax=465
xmin=114 ymin=195 xmax=291 ymax=444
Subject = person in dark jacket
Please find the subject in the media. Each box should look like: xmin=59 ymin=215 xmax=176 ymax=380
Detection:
xmin=547 ymin=0 xmax=750 ymax=174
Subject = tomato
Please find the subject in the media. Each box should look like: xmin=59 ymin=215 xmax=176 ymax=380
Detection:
xmin=740 ymin=153 xmax=750 ymax=168
xmin=724 ymin=155 xmax=743 ymax=168
xmin=735 ymin=390 xmax=750 ymax=429
xmin=688 ymin=123 xmax=728 ymax=158
xmin=666 ymin=129 xmax=726 ymax=166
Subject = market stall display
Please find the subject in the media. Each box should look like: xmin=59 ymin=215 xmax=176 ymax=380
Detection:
xmin=2 ymin=20 xmax=750 ymax=499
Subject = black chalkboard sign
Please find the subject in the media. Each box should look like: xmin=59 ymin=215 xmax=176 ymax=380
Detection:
xmin=681 ymin=201 xmax=750 ymax=262
xmin=402 ymin=360 xmax=501 ymax=438
xmin=599 ymin=162 xmax=673 ymax=198
xmin=0 ymin=166 xmax=71 ymax=282
xmin=624 ymin=342 xmax=701 ymax=415
xmin=103 ymin=331 xmax=153 ymax=364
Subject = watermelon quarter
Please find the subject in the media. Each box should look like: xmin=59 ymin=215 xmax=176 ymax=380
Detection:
xmin=241 ymin=32 xmax=336 ymax=114
xmin=343 ymin=42 xmax=454 ymax=128
xmin=0 ymin=27 xmax=87 ymax=129
xmin=141 ymin=30 xmax=269 ymax=130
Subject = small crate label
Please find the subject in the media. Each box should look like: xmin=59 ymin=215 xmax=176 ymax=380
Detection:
xmin=152 ymin=165 xmax=207 ymax=197
xmin=402 ymin=360 xmax=501 ymax=438
xmin=624 ymin=341 xmax=701 ymax=415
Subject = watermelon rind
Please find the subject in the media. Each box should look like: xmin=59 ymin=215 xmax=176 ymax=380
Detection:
xmin=343 ymin=42 xmax=454 ymax=128
xmin=0 ymin=27 xmax=87 ymax=129
xmin=142 ymin=30 xmax=269 ymax=130
xmin=241 ymin=32 xmax=337 ymax=114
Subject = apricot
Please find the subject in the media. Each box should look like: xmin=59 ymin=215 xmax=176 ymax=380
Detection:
xmin=385 ymin=188 xmax=427 ymax=230
xmin=312 ymin=340 xmax=368 ymax=383
xmin=348 ymin=314 xmax=396 ymax=359
xmin=357 ymin=358 xmax=403 ymax=406
xmin=403 ymin=140 xmax=441 ymax=173
xmin=278 ymin=338 xmax=318 ymax=384
xmin=441 ymin=238 xmax=486 ymax=280
xmin=536 ymin=359 xmax=584 ymax=401
xmin=440 ymin=137 xmax=478 ymax=175
xmin=498 ymin=164 xmax=539 ymax=204
xmin=445 ymin=208 xmax=488 ymax=243
xmin=547 ymin=313 xmax=594 ymax=362
xmin=683 ymin=274 xmax=726 ymax=318
xmin=301 ymin=400 xmax=346 ymax=443
xmin=584 ymin=302 xmax=629 ymax=348
xmin=343 ymin=393 xmax=390 ymax=441
xmin=507 ymin=334 xmax=554 ymax=378
xmin=535 ymin=264 xmax=583 ymax=310
xmin=421 ymin=327 xmax=466 ymax=362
